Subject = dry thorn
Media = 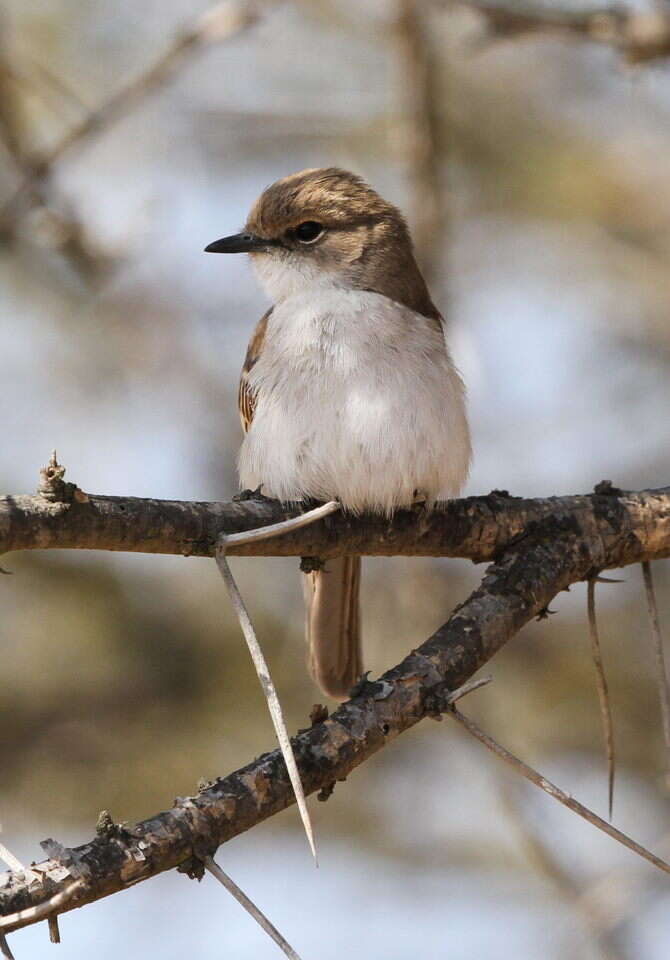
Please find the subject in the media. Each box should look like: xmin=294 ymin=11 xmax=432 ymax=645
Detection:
xmin=215 ymin=548 xmax=316 ymax=860
xmin=0 ymin=841 xmax=37 ymax=884
xmin=0 ymin=933 xmax=14 ymax=960
xmin=223 ymin=500 xmax=340 ymax=549
xmin=641 ymin=561 xmax=670 ymax=778
xmin=204 ymin=857 xmax=302 ymax=960
xmin=309 ymin=703 xmax=328 ymax=726
xmin=47 ymin=917 xmax=60 ymax=944
xmin=0 ymin=880 xmax=84 ymax=932
xmin=215 ymin=501 xmax=341 ymax=864
xmin=445 ymin=675 xmax=493 ymax=704
xmin=0 ymin=844 xmax=25 ymax=875
xmin=587 ymin=579 xmax=616 ymax=819
xmin=449 ymin=707 xmax=670 ymax=877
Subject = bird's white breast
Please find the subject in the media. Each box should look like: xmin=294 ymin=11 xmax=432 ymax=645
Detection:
xmin=238 ymin=287 xmax=470 ymax=514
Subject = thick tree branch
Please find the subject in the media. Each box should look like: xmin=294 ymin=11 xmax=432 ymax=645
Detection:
xmin=2 ymin=481 xmax=670 ymax=930
xmin=2 ymin=484 xmax=670 ymax=563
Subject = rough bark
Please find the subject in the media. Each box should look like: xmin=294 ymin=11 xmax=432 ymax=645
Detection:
xmin=2 ymin=485 xmax=670 ymax=563
xmin=1 ymin=482 xmax=670 ymax=930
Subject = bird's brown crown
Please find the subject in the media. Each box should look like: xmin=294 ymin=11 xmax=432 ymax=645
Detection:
xmin=246 ymin=167 xmax=398 ymax=236
xmin=245 ymin=167 xmax=439 ymax=321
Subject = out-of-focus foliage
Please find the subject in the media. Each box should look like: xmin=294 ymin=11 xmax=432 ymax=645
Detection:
xmin=2 ymin=1 xmax=670 ymax=957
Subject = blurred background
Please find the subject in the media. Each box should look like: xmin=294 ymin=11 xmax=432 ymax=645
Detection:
xmin=2 ymin=0 xmax=670 ymax=956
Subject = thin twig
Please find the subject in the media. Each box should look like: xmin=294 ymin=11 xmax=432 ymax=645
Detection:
xmin=587 ymin=579 xmax=616 ymax=819
xmin=0 ymin=1 xmax=265 ymax=228
xmin=641 ymin=561 xmax=670 ymax=777
xmin=0 ymin=880 xmax=84 ymax=931
xmin=204 ymin=857 xmax=303 ymax=959
xmin=449 ymin=707 xmax=670 ymax=877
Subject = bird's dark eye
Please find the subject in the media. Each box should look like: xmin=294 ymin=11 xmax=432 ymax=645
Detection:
xmin=294 ymin=221 xmax=323 ymax=243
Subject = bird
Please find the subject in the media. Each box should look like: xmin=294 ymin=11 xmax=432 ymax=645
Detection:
xmin=206 ymin=167 xmax=471 ymax=700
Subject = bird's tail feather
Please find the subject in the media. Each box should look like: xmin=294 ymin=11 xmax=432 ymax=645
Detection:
xmin=303 ymin=555 xmax=362 ymax=700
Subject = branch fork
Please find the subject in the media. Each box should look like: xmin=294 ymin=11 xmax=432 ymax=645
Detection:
xmin=2 ymin=475 xmax=670 ymax=938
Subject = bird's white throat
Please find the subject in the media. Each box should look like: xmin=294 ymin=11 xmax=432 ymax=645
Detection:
xmin=251 ymin=250 xmax=348 ymax=303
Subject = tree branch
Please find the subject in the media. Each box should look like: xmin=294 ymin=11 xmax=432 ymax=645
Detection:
xmin=451 ymin=1 xmax=670 ymax=64
xmin=2 ymin=483 xmax=670 ymax=563
xmin=2 ymin=480 xmax=670 ymax=930
xmin=0 ymin=0 xmax=266 ymax=235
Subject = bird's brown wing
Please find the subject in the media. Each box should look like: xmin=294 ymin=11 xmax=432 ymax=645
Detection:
xmin=238 ymin=307 xmax=271 ymax=433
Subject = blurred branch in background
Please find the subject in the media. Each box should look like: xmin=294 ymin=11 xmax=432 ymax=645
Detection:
xmin=500 ymin=781 xmax=632 ymax=960
xmin=0 ymin=18 xmax=104 ymax=280
xmin=392 ymin=0 xmax=445 ymax=283
xmin=502 ymin=782 xmax=670 ymax=959
xmin=448 ymin=0 xmax=670 ymax=63
xmin=0 ymin=0 xmax=270 ymax=281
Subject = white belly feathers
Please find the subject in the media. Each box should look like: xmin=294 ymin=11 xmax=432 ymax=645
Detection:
xmin=237 ymin=288 xmax=470 ymax=514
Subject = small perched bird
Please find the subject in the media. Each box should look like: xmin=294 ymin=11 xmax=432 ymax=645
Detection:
xmin=206 ymin=167 xmax=471 ymax=699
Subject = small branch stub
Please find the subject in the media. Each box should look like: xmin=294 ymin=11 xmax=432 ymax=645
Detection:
xmin=48 ymin=916 xmax=60 ymax=944
xmin=37 ymin=451 xmax=87 ymax=505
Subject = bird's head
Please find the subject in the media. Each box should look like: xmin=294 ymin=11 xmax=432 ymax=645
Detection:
xmin=205 ymin=167 xmax=437 ymax=317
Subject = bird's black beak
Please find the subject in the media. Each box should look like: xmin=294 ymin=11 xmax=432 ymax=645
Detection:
xmin=204 ymin=232 xmax=270 ymax=254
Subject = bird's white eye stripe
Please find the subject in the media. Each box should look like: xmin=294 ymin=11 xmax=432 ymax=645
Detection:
xmin=294 ymin=221 xmax=324 ymax=243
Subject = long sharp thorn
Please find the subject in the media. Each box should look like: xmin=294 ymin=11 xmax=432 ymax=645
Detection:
xmin=216 ymin=550 xmax=317 ymax=862
xmin=205 ymin=857 xmax=303 ymax=960
xmin=642 ymin=561 xmax=670 ymax=780
xmin=450 ymin=706 xmax=670 ymax=877
xmin=587 ymin=579 xmax=616 ymax=820
xmin=213 ymin=501 xmax=341 ymax=862
xmin=223 ymin=500 xmax=340 ymax=549
xmin=0 ymin=933 xmax=15 ymax=960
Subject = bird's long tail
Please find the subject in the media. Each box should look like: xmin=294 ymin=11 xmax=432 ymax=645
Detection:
xmin=303 ymin=555 xmax=362 ymax=700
